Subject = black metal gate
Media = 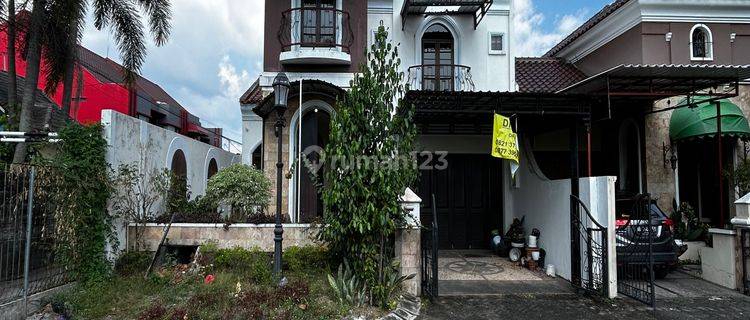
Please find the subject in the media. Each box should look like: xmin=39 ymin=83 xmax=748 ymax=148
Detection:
xmin=570 ymin=195 xmax=609 ymax=298
xmin=741 ymin=228 xmax=750 ymax=295
xmin=421 ymin=194 xmax=439 ymax=300
xmin=616 ymin=194 xmax=656 ymax=307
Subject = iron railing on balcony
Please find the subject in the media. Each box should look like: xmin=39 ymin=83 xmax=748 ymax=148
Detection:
xmin=279 ymin=7 xmax=354 ymax=53
xmin=408 ymin=64 xmax=475 ymax=91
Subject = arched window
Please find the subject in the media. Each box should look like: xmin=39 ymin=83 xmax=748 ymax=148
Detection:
xmin=422 ymin=24 xmax=454 ymax=91
xmin=207 ymin=158 xmax=218 ymax=179
xmin=691 ymin=24 xmax=713 ymax=61
xmin=293 ymin=106 xmax=331 ymax=223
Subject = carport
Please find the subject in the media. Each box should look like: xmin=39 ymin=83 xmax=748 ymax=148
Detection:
xmin=557 ymin=63 xmax=750 ymax=307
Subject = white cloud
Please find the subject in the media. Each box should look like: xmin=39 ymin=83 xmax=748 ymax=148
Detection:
xmin=513 ymin=0 xmax=588 ymax=57
xmin=80 ymin=0 xmax=265 ymax=141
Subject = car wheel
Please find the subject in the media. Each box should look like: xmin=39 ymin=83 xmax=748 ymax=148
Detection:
xmin=655 ymin=268 xmax=669 ymax=279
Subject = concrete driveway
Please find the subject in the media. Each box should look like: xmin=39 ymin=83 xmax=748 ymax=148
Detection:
xmin=419 ymin=269 xmax=750 ymax=320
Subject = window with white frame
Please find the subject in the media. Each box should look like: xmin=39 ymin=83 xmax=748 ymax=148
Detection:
xmin=690 ymin=24 xmax=713 ymax=61
xmin=488 ymin=32 xmax=505 ymax=55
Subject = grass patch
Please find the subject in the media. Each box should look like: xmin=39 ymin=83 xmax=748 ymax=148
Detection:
xmin=51 ymin=246 xmax=360 ymax=319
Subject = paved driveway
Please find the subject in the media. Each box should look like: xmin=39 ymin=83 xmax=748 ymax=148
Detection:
xmin=420 ymin=270 xmax=750 ymax=320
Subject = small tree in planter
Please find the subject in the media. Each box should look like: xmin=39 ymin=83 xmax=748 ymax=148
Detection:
xmin=203 ymin=164 xmax=272 ymax=224
xmin=316 ymin=25 xmax=417 ymax=308
xmin=111 ymin=164 xmax=172 ymax=251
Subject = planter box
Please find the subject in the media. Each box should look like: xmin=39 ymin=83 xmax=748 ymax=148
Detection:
xmin=128 ymin=223 xmax=321 ymax=252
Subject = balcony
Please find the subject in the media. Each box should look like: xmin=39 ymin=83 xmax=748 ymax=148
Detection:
xmin=278 ymin=7 xmax=354 ymax=65
xmin=407 ymin=64 xmax=475 ymax=91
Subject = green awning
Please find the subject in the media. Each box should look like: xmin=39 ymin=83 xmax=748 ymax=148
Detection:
xmin=669 ymin=97 xmax=750 ymax=142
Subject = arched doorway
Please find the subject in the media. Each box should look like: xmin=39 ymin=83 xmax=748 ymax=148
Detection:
xmin=618 ymin=120 xmax=642 ymax=195
xmin=293 ymin=105 xmax=331 ymax=223
xmin=421 ymin=23 xmax=454 ymax=91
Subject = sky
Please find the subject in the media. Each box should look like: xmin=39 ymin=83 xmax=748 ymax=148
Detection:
xmin=79 ymin=0 xmax=613 ymax=143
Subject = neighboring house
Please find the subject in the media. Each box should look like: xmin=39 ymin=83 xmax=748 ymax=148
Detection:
xmin=538 ymin=0 xmax=750 ymax=228
xmin=0 ymin=12 xmax=223 ymax=148
xmin=0 ymin=71 xmax=69 ymax=131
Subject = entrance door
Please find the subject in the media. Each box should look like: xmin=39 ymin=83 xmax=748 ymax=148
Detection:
xmin=417 ymin=154 xmax=503 ymax=249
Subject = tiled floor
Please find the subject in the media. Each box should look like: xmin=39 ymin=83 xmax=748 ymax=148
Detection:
xmin=437 ymin=250 xmax=573 ymax=296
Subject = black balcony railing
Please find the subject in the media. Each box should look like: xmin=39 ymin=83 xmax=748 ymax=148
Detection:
xmin=279 ymin=7 xmax=354 ymax=53
xmin=408 ymin=64 xmax=475 ymax=91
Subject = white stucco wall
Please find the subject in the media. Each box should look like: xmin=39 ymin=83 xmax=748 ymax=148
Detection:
xmin=368 ymin=0 xmax=515 ymax=92
xmin=101 ymin=110 xmax=241 ymax=253
xmin=505 ymin=140 xmax=573 ymax=280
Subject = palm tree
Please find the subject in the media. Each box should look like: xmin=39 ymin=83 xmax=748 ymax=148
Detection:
xmin=12 ymin=0 xmax=172 ymax=163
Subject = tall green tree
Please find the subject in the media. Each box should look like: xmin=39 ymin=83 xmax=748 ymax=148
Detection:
xmin=316 ymin=25 xmax=417 ymax=306
xmin=12 ymin=0 xmax=172 ymax=163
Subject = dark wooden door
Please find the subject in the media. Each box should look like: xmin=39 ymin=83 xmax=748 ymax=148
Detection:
xmin=417 ymin=154 xmax=503 ymax=249
xmin=298 ymin=109 xmax=330 ymax=222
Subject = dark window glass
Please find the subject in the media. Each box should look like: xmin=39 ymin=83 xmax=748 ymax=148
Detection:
xmin=491 ymin=34 xmax=503 ymax=51
xmin=422 ymin=24 xmax=454 ymax=91
xmin=301 ymin=0 xmax=336 ymax=47
xmin=692 ymin=28 xmax=708 ymax=58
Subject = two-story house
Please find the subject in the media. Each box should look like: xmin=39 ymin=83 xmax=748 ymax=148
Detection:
xmin=239 ymin=0 xmax=513 ymax=235
xmin=239 ymin=0 xmax=750 ymax=300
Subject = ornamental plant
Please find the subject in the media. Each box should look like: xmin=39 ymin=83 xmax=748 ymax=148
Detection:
xmin=203 ymin=164 xmax=272 ymax=219
xmin=315 ymin=25 xmax=417 ymax=308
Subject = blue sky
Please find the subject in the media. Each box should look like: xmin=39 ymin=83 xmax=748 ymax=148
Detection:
xmin=79 ymin=0 xmax=613 ymax=143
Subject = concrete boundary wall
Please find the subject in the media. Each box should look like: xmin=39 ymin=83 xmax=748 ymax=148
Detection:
xmin=102 ymin=110 xmax=241 ymax=254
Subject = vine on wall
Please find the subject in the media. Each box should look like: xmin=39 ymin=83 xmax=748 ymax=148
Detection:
xmin=51 ymin=123 xmax=117 ymax=282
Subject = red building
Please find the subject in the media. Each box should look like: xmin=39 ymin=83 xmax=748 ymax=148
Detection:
xmin=0 ymin=17 xmax=222 ymax=147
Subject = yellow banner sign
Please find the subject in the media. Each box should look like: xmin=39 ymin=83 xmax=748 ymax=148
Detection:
xmin=491 ymin=114 xmax=519 ymax=164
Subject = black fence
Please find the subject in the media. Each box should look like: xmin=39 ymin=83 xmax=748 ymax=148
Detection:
xmin=616 ymin=194 xmax=656 ymax=307
xmin=570 ymin=195 xmax=609 ymax=298
xmin=742 ymin=228 xmax=750 ymax=296
xmin=0 ymin=164 xmax=71 ymax=306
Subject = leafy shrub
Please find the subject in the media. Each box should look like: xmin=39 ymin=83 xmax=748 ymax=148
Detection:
xmin=283 ymin=245 xmax=329 ymax=273
xmin=137 ymin=300 xmax=167 ymax=320
xmin=214 ymin=247 xmax=272 ymax=284
xmin=672 ymin=203 xmax=709 ymax=242
xmin=371 ymin=260 xmax=415 ymax=309
xmin=203 ymin=164 xmax=272 ymax=218
xmin=114 ymin=251 xmax=152 ymax=276
xmin=327 ymin=261 xmax=367 ymax=308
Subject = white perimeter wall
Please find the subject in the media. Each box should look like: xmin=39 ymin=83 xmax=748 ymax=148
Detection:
xmin=504 ymin=139 xmax=573 ymax=280
xmin=505 ymin=138 xmax=617 ymax=298
xmin=101 ymin=110 xmax=241 ymax=253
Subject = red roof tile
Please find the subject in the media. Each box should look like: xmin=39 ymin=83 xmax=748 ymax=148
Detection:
xmin=515 ymin=57 xmax=587 ymax=93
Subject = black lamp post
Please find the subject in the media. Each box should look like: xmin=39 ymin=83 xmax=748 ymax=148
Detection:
xmin=272 ymin=72 xmax=290 ymax=276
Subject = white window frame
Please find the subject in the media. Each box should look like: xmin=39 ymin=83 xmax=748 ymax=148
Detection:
xmin=488 ymin=32 xmax=506 ymax=55
xmin=690 ymin=24 xmax=714 ymax=61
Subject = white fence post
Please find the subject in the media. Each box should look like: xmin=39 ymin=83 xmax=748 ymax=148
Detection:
xmin=396 ymin=188 xmax=422 ymax=296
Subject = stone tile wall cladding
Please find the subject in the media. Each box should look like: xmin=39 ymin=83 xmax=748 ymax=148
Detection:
xmin=129 ymin=224 xmax=320 ymax=252
xmin=130 ymin=223 xmax=422 ymax=296
xmin=645 ymin=84 xmax=750 ymax=214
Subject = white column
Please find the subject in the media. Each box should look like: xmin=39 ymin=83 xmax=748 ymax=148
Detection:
xmin=240 ymin=103 xmax=263 ymax=166
xmin=396 ymin=187 xmax=422 ymax=296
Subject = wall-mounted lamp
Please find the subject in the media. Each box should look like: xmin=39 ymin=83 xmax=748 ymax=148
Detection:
xmin=730 ymin=33 xmax=737 ymax=43
xmin=665 ymin=32 xmax=673 ymax=42
xmin=663 ymin=142 xmax=678 ymax=171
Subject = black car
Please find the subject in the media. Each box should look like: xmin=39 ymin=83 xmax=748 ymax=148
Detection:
xmin=615 ymin=198 xmax=683 ymax=279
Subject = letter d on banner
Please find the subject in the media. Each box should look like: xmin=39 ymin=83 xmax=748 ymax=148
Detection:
xmin=491 ymin=114 xmax=520 ymax=178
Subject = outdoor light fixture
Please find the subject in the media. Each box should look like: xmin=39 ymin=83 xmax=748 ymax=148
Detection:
xmin=271 ymin=72 xmax=291 ymax=277
xmin=663 ymin=142 xmax=678 ymax=171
